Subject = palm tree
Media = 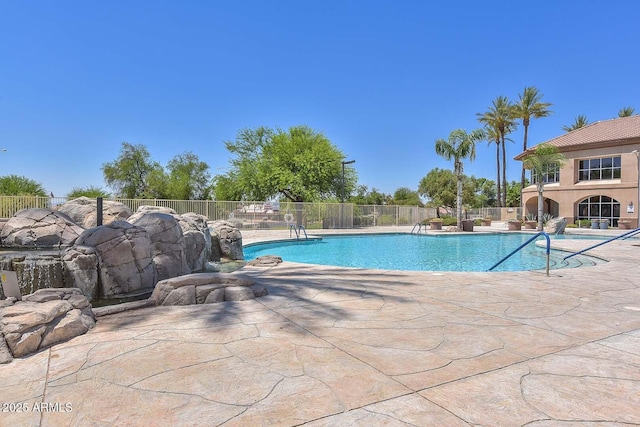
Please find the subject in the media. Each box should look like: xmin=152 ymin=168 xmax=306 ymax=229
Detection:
xmin=618 ymin=106 xmax=636 ymax=117
xmin=562 ymin=115 xmax=589 ymax=132
xmin=435 ymin=128 xmax=485 ymax=230
xmin=484 ymin=125 xmax=502 ymax=207
xmin=522 ymin=144 xmax=567 ymax=231
xmin=511 ymin=87 xmax=553 ymax=205
xmin=477 ymin=96 xmax=517 ymax=207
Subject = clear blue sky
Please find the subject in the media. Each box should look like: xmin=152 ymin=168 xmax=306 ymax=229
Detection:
xmin=1 ymin=1 xmax=639 ymax=199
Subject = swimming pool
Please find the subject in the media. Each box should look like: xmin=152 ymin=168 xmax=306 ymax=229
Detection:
xmin=243 ymin=233 xmax=604 ymax=272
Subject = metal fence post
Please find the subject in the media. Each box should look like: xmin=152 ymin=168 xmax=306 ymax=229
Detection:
xmin=96 ymin=197 xmax=103 ymax=226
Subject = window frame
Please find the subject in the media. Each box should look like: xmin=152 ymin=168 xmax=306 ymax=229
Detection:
xmin=576 ymin=195 xmax=621 ymax=227
xmin=578 ymin=156 xmax=621 ymax=182
xmin=531 ymin=163 xmax=560 ymax=185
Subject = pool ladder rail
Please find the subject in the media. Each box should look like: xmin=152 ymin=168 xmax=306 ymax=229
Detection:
xmin=563 ymin=227 xmax=640 ymax=261
xmin=289 ymin=225 xmax=308 ymax=241
xmin=411 ymin=223 xmax=426 ymax=234
xmin=488 ymin=231 xmax=552 ymax=276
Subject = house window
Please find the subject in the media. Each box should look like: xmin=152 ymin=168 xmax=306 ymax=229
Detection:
xmin=578 ymin=156 xmax=621 ymax=181
xmin=531 ymin=163 xmax=560 ymax=184
xmin=577 ymin=195 xmax=621 ymax=226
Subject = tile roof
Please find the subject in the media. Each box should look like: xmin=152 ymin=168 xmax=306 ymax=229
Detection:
xmin=515 ymin=115 xmax=640 ymax=159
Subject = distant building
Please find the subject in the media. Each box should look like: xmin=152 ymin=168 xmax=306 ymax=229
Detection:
xmin=515 ymin=115 xmax=640 ymax=227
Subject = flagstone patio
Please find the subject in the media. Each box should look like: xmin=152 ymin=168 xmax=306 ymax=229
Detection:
xmin=1 ymin=227 xmax=639 ymax=426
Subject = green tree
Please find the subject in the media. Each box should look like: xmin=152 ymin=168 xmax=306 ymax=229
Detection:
xmin=618 ymin=106 xmax=636 ymax=117
xmin=66 ymin=186 xmax=111 ymax=199
xmin=211 ymin=173 xmax=243 ymax=201
xmin=471 ymin=176 xmax=497 ymax=208
xmin=477 ymin=96 xmax=517 ymax=207
xmin=349 ymin=185 xmax=391 ymax=205
xmin=483 ymin=126 xmax=502 ymax=207
xmin=390 ymin=187 xmax=423 ymax=206
xmin=420 ymin=170 xmax=488 ymax=210
xmin=220 ymin=126 xmax=355 ymax=202
xmin=505 ymin=180 xmax=527 ymax=208
xmin=102 ymin=142 xmax=163 ymax=198
xmin=434 ymin=128 xmax=485 ymax=229
xmin=0 ymin=175 xmax=47 ymax=196
xmin=522 ymin=144 xmax=567 ymax=230
xmin=217 ymin=127 xmax=274 ymax=201
xmin=562 ymin=115 xmax=589 ymax=132
xmin=418 ymin=168 xmax=457 ymax=210
xmin=164 ymin=152 xmax=211 ymax=200
xmin=144 ymin=168 xmax=170 ymax=199
xmin=511 ymin=87 xmax=553 ymax=206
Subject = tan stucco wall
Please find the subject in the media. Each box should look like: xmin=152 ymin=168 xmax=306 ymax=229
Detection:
xmin=521 ymin=141 xmax=640 ymax=227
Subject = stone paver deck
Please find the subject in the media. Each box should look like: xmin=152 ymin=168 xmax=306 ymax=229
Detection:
xmin=1 ymin=225 xmax=639 ymax=426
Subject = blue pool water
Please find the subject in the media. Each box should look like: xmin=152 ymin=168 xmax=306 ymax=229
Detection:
xmin=244 ymin=233 xmax=604 ymax=272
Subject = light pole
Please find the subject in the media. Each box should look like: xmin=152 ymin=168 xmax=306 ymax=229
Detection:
xmin=633 ymin=150 xmax=640 ymax=227
xmin=341 ymin=160 xmax=355 ymax=203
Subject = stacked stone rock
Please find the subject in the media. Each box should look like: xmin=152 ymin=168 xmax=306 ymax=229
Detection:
xmin=0 ymin=208 xmax=84 ymax=248
xmin=56 ymin=196 xmax=133 ymax=228
xmin=0 ymin=201 xmax=253 ymax=362
xmin=150 ymin=273 xmax=268 ymax=306
xmin=0 ymin=201 xmax=245 ymax=301
xmin=0 ymin=288 xmax=95 ymax=364
xmin=208 ymin=220 xmax=244 ymax=261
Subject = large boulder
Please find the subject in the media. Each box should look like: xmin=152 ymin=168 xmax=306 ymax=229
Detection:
xmin=128 ymin=208 xmax=214 ymax=271
xmin=132 ymin=207 xmax=211 ymax=272
xmin=127 ymin=212 xmax=190 ymax=282
xmin=0 ymin=208 xmax=84 ymax=248
xmin=544 ymin=216 xmax=568 ymax=234
xmin=247 ymin=255 xmax=283 ymax=267
xmin=57 ymin=197 xmax=133 ymax=228
xmin=179 ymin=213 xmax=212 ymax=272
xmin=74 ymin=221 xmax=156 ymax=298
xmin=150 ymin=272 xmax=266 ymax=306
xmin=62 ymin=245 xmax=100 ymax=300
xmin=0 ymin=288 xmax=95 ymax=362
xmin=134 ymin=205 xmax=178 ymax=215
xmin=208 ymin=220 xmax=244 ymax=261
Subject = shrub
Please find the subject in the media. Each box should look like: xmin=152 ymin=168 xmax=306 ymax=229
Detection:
xmin=377 ymin=214 xmax=394 ymax=226
xmin=442 ymin=216 xmax=457 ymax=226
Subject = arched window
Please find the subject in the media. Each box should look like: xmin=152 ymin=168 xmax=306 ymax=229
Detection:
xmin=577 ymin=196 xmax=621 ymax=226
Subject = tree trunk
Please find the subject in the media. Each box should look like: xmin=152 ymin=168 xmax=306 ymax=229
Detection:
xmin=537 ymin=183 xmax=544 ymax=231
xmin=457 ymin=176 xmax=463 ymax=230
xmin=496 ymin=142 xmax=502 ymax=207
xmin=520 ymin=124 xmax=529 ymax=210
xmin=501 ymin=136 xmax=508 ymax=207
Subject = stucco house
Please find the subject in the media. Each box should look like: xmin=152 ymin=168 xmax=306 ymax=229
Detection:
xmin=515 ymin=115 xmax=640 ymax=228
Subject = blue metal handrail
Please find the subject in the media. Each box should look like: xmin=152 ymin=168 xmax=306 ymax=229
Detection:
xmin=563 ymin=227 xmax=640 ymax=261
xmin=488 ymin=231 xmax=551 ymax=275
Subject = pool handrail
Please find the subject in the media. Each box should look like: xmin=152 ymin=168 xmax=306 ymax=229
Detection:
xmin=289 ymin=224 xmax=308 ymax=240
xmin=562 ymin=227 xmax=640 ymax=261
xmin=488 ymin=231 xmax=551 ymax=276
xmin=411 ymin=223 xmax=425 ymax=234
xmin=298 ymin=225 xmax=308 ymax=240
